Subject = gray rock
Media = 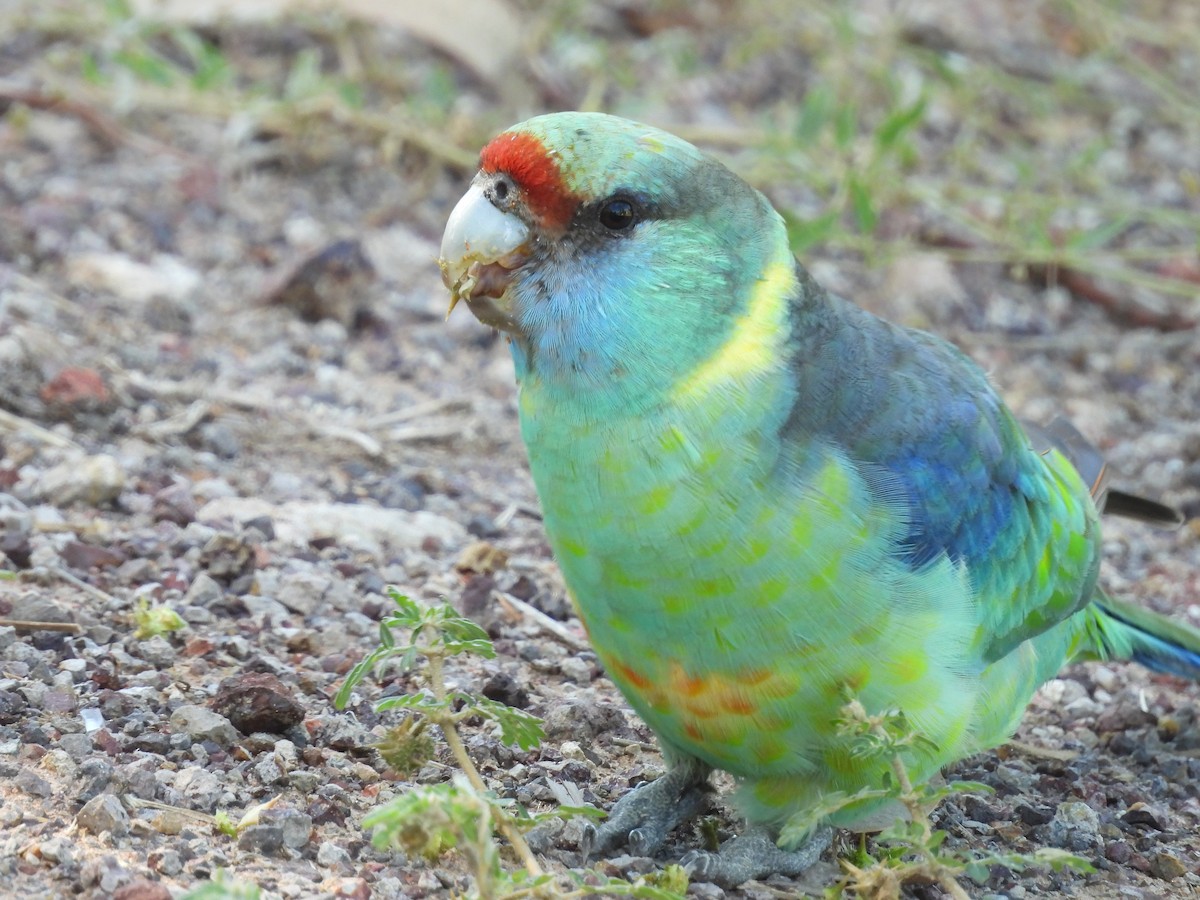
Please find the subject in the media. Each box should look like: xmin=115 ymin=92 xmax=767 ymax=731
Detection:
xmin=316 ymin=840 xmax=352 ymax=868
xmin=169 ymin=704 xmax=239 ymax=745
xmin=173 ymin=766 xmax=225 ymax=811
xmin=372 ymin=877 xmax=406 ymax=900
xmin=15 ymin=768 xmax=53 ymax=799
xmin=1150 ymin=851 xmax=1188 ymax=880
xmin=152 ymin=849 xmax=183 ymax=876
xmin=40 ymin=748 xmax=78 ymax=781
xmin=524 ymin=816 xmax=566 ymax=854
xmin=73 ymin=759 xmax=114 ymax=803
xmin=277 ymin=569 xmax=331 ymax=615
xmin=560 ymin=656 xmax=593 ymax=685
xmin=265 ymin=471 xmax=307 ymax=500
xmin=542 ymin=697 xmax=626 ymax=740
xmin=238 ymin=823 xmax=286 ymax=855
xmin=688 ymin=882 xmax=727 ymax=900
xmin=342 ymin=611 xmax=375 ymax=636
xmin=76 ymin=793 xmax=130 ymax=835
xmin=60 ymin=657 xmax=88 ymax=682
xmin=179 ymin=605 xmax=215 ymax=626
xmin=274 ymin=739 xmax=299 ymax=768
xmin=287 ymin=771 xmax=320 ymax=793
xmin=184 ymin=572 xmax=224 ymax=606
xmin=316 ymin=716 xmax=372 ymax=752
xmin=0 ymin=805 xmax=22 ymax=828
xmin=35 ymin=454 xmax=126 ymax=507
xmin=198 ymin=497 xmax=468 ymax=559
xmin=253 ymin=755 xmax=285 ymax=785
xmin=200 ymin=421 xmax=241 ymax=459
xmin=604 ymin=854 xmax=658 ymax=875
xmin=7 ymin=596 xmax=71 ymax=627
xmin=271 ymin=810 xmax=314 ymax=849
xmin=89 ymin=858 xmax=133 ymax=895
xmin=0 ymin=494 xmax=32 ymax=536
xmin=38 ymin=837 xmax=74 ymax=865
xmin=65 ymin=250 xmax=200 ymax=303
xmin=137 ymin=635 xmax=177 ymax=669
xmin=241 ymin=595 xmax=293 ymax=622
xmin=1047 ymin=800 xmax=1102 ymax=852
xmin=114 ymin=760 xmax=160 ymax=800
xmin=177 ymin=521 xmax=219 ymax=549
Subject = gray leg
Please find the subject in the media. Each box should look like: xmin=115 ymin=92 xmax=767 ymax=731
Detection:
xmin=582 ymin=761 xmax=714 ymax=859
xmin=681 ymin=825 xmax=832 ymax=887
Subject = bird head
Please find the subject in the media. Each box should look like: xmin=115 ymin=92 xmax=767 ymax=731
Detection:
xmin=440 ymin=112 xmax=788 ymax=397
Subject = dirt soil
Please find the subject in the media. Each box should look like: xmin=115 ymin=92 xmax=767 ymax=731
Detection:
xmin=1 ymin=2 xmax=1199 ymax=898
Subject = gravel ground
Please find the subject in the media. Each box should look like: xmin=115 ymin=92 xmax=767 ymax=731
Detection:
xmin=1 ymin=2 xmax=1199 ymax=898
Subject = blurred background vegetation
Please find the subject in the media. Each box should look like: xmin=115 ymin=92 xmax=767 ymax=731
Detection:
xmin=2 ymin=0 xmax=1197 ymax=323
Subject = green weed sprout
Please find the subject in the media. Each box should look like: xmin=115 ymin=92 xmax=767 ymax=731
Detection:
xmin=785 ymin=699 xmax=1094 ymax=899
xmin=132 ymin=596 xmax=186 ymax=639
xmin=336 ymin=588 xmax=686 ymax=899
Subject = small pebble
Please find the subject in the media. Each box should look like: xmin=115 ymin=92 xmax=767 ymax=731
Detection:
xmin=316 ymin=841 xmax=352 ymax=868
xmin=169 ymin=705 xmax=239 ymax=745
xmin=1150 ymin=852 xmax=1188 ymax=880
xmin=76 ymin=794 xmax=130 ymax=836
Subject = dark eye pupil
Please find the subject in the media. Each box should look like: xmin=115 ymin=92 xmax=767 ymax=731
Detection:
xmin=599 ymin=199 xmax=636 ymax=231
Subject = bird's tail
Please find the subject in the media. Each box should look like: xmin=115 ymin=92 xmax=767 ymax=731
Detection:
xmin=1029 ymin=416 xmax=1193 ymax=677
xmin=1090 ymin=593 xmax=1200 ymax=681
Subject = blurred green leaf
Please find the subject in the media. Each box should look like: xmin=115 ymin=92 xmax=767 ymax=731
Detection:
xmin=81 ymin=51 xmax=104 ymax=84
xmin=875 ymin=96 xmax=927 ymax=151
xmin=786 ymin=210 xmax=841 ymax=253
xmin=795 ymin=86 xmax=833 ymax=145
xmin=834 ymin=101 xmax=858 ymax=150
xmin=848 ymin=176 xmax=877 ymax=233
xmin=1066 ymin=215 xmax=1130 ymax=252
xmin=113 ymin=49 xmax=175 ymax=86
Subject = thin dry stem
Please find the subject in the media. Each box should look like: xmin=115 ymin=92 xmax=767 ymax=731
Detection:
xmin=426 ymin=653 xmax=545 ymax=879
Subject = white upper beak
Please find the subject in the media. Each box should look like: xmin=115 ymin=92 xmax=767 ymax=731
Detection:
xmin=438 ymin=183 xmax=530 ymax=308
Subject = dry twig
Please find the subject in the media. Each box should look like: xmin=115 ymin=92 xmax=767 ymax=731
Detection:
xmin=498 ymin=592 xmax=589 ymax=652
xmin=0 ymin=618 xmax=83 ymax=634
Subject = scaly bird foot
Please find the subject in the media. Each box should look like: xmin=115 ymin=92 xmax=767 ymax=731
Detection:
xmin=681 ymin=826 xmax=832 ymax=887
xmin=582 ymin=763 xmax=714 ymax=860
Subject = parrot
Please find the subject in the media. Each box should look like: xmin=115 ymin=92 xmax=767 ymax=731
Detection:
xmin=438 ymin=111 xmax=1191 ymax=885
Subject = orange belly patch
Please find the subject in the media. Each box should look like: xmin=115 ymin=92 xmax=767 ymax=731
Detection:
xmin=609 ymin=658 xmax=800 ymax=744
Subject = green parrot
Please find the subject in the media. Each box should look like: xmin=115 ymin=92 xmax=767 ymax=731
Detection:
xmin=438 ymin=112 xmax=1190 ymax=884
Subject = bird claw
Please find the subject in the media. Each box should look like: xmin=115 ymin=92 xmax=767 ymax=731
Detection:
xmin=582 ymin=764 xmax=713 ymax=861
xmin=627 ymin=826 xmax=657 ymax=858
xmin=681 ymin=826 xmax=832 ymax=887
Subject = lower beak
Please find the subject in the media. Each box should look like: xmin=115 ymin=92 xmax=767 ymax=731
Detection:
xmin=438 ymin=183 xmax=530 ymax=332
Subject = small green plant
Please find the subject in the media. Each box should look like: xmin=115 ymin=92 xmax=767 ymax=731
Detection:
xmin=337 ymin=589 xmax=687 ymax=899
xmin=212 ymin=809 xmax=238 ymax=838
xmin=131 ymin=596 xmax=185 ymax=639
xmin=789 ymin=699 xmax=1093 ymax=899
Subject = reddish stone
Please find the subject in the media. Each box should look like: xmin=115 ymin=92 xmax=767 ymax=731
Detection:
xmin=61 ymin=540 xmax=127 ymax=571
xmin=211 ymin=672 xmax=304 ymax=734
xmin=39 ymin=367 xmax=110 ymax=407
xmin=113 ymin=879 xmax=171 ymax=900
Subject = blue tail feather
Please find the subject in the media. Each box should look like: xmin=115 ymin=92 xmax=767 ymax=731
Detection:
xmin=1095 ymin=595 xmax=1200 ymax=681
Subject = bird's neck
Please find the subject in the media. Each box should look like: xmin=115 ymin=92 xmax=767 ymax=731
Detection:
xmin=508 ymin=219 xmax=805 ymax=422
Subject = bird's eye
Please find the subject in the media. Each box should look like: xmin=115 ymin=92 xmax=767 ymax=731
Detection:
xmin=598 ymin=198 xmax=637 ymax=232
xmin=492 ymin=177 xmax=511 ymax=202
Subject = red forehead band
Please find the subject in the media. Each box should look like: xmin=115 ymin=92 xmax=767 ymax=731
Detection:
xmin=480 ymin=131 xmax=577 ymax=231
